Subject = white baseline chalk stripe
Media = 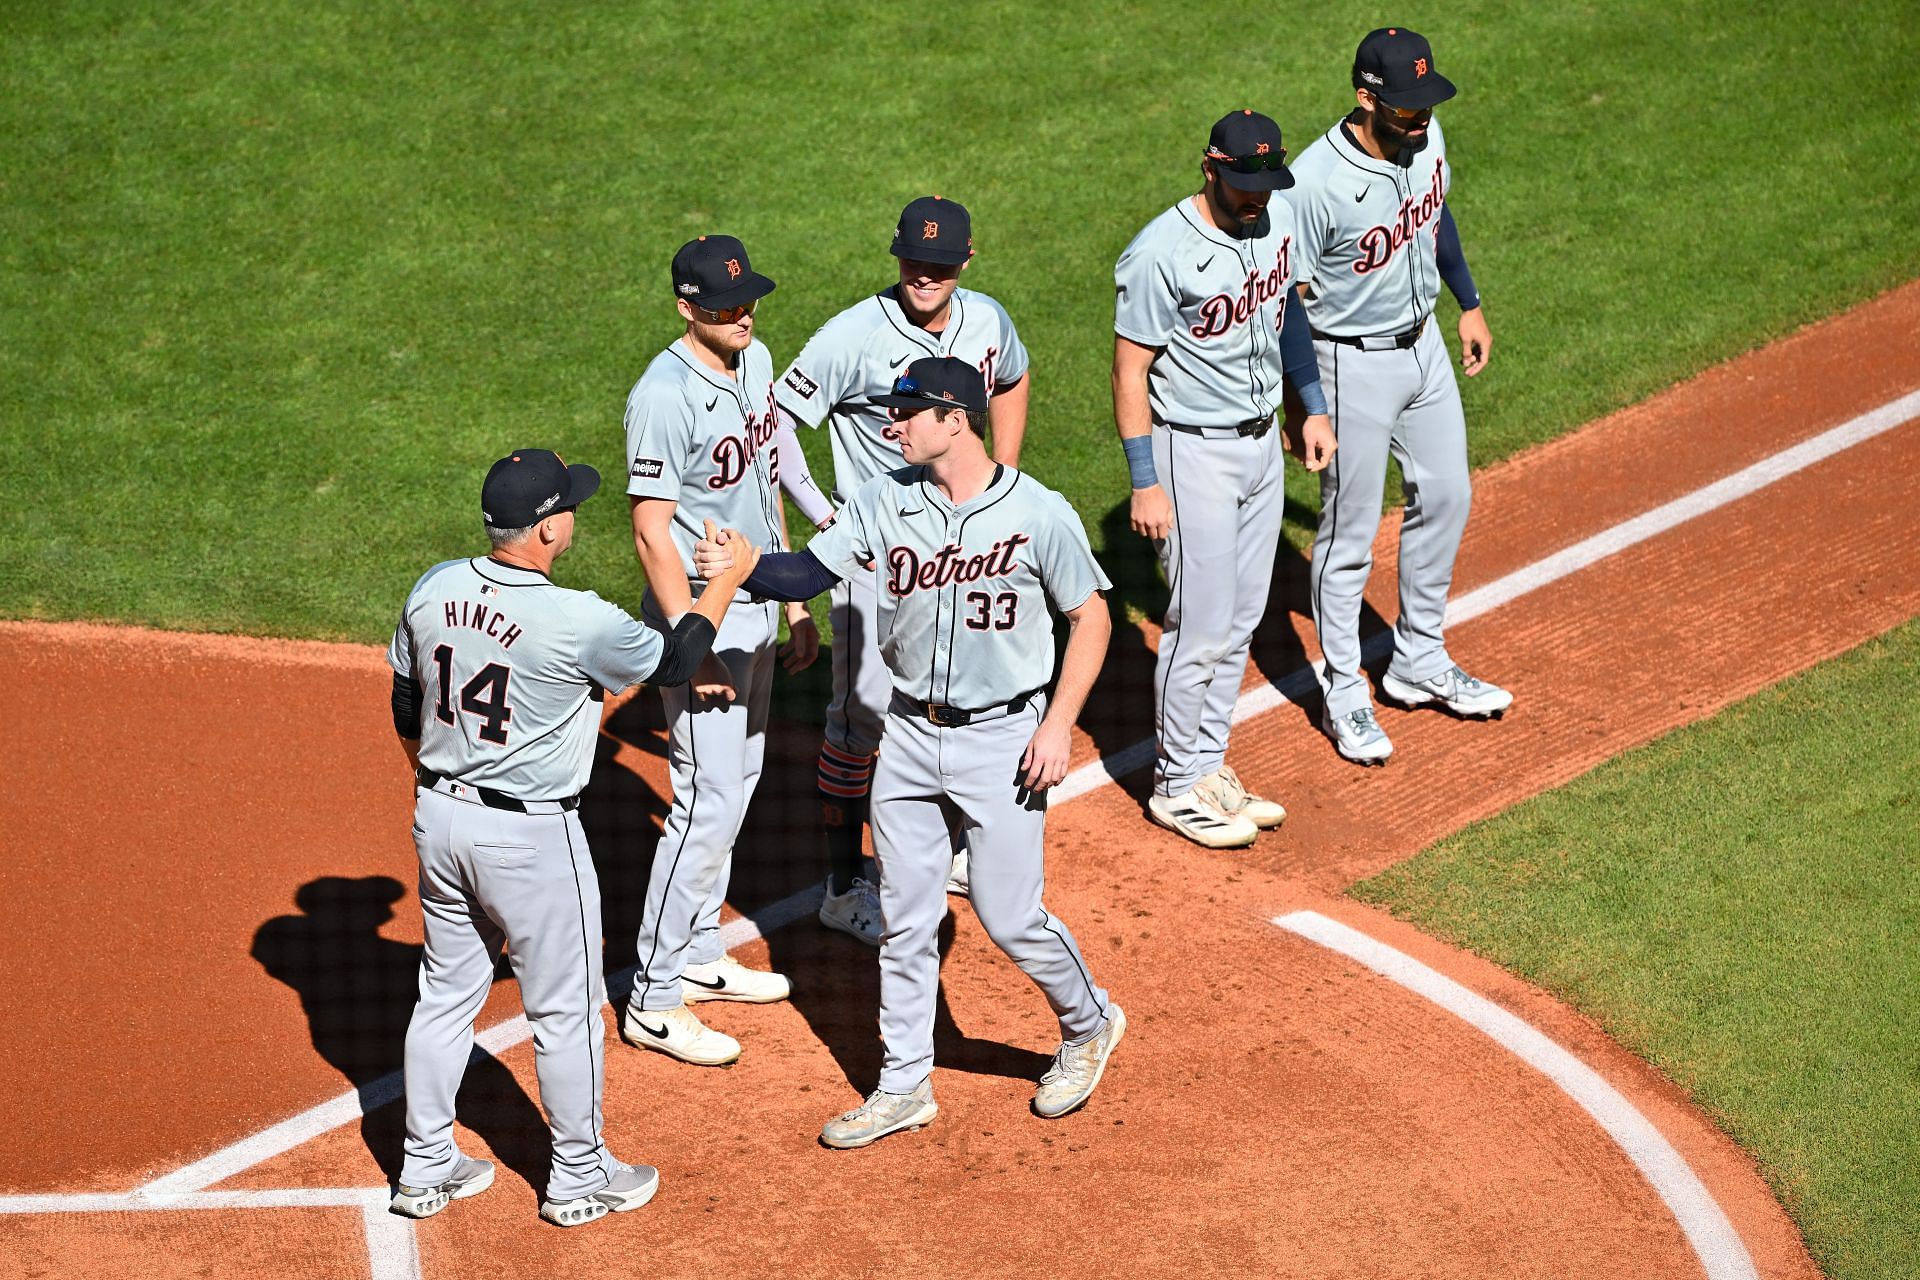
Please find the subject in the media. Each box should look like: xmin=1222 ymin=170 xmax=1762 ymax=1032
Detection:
xmin=135 ymin=386 xmax=1920 ymax=1199
xmin=0 ymin=1187 xmax=385 ymax=1213
xmin=1274 ymin=910 xmax=1759 ymax=1280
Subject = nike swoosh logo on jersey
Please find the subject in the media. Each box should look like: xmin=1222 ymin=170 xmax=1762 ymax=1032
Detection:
xmin=1196 ymin=254 xmax=1215 ymax=272
xmin=705 ymin=396 xmax=720 ymax=412
xmin=635 ymin=1018 xmax=672 ymax=1040
xmin=684 ymin=972 xmax=727 ymax=990
xmin=888 ymin=354 xmax=910 ymax=369
xmin=1355 ymin=186 xmax=1370 ymax=203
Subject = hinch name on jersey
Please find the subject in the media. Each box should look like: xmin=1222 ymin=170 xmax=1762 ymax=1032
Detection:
xmin=886 ymin=533 xmax=1031 ymax=596
xmin=1191 ymin=242 xmax=1293 ymax=340
xmin=1354 ymin=165 xmax=1447 ymax=275
xmin=443 ymin=600 xmax=523 ymax=649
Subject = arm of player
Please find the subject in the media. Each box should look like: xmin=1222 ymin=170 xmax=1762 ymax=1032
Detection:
xmin=696 ymin=519 xmax=842 ymax=600
xmin=1021 ymin=592 xmax=1111 ymax=791
xmin=1112 ymin=335 xmax=1171 ymax=540
xmin=772 ymin=462 xmax=821 ymax=675
xmin=986 ymin=371 xmax=1030 ymax=468
xmin=773 ymin=409 xmax=836 ymax=528
xmin=390 ymin=671 xmax=423 ymax=774
xmin=1280 ymin=290 xmax=1336 ymax=472
xmin=632 ymin=494 xmax=734 ymax=700
xmin=1435 ymin=206 xmax=1490 ymax=376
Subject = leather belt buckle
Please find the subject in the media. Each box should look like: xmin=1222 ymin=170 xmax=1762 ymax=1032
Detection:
xmin=924 ymin=701 xmax=971 ymax=727
xmin=1238 ymin=414 xmax=1275 ymax=438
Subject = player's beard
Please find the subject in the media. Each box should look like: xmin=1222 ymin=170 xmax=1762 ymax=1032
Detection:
xmin=1368 ymin=105 xmax=1431 ymax=165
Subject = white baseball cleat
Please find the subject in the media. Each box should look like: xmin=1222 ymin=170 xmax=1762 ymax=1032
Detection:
xmin=1033 ymin=1004 xmax=1128 ymax=1119
xmin=1197 ymin=764 xmax=1286 ymax=830
xmin=946 ymin=849 xmax=970 ymax=896
xmin=389 ymin=1155 xmax=494 ymax=1219
xmin=1382 ymin=665 xmax=1514 ymax=717
xmin=1322 ymin=705 xmax=1394 ymax=764
xmin=820 ymin=1079 xmax=939 ymax=1150
xmin=621 ymin=1001 xmax=741 ymax=1066
xmin=538 ymin=1162 xmax=659 ymax=1228
xmin=681 ymin=954 xmax=791 ymax=1004
xmin=819 ymin=876 xmax=883 ymax=947
xmin=1147 ymin=789 xmax=1258 ymax=849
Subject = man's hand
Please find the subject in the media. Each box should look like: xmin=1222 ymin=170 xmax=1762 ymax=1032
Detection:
xmin=1020 ymin=717 xmax=1073 ymax=791
xmin=695 ymin=519 xmax=736 ymax=581
xmin=779 ymin=604 xmax=819 ymax=674
xmin=1299 ymin=413 xmax=1337 ymax=472
xmin=1458 ymin=306 xmax=1492 ymax=377
xmin=692 ymin=652 xmax=737 ymax=704
xmin=1130 ymin=483 xmax=1173 ymax=541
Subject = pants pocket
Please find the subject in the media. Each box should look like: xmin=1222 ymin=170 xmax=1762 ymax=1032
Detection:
xmin=472 ymin=842 xmax=537 ymax=870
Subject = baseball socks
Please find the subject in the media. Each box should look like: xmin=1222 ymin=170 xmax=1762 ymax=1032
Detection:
xmin=817 ymin=743 xmax=876 ymax=896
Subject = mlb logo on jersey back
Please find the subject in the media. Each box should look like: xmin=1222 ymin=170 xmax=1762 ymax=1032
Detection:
xmin=631 ymin=457 xmax=665 ymax=479
xmin=479 ymin=583 xmax=499 ymax=598
xmin=784 ymin=368 xmax=820 ymax=400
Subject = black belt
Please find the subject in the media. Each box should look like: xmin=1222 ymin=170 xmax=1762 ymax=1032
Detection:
xmin=1165 ymin=413 xmax=1275 ymax=439
xmin=898 ymin=688 xmax=1039 ymax=728
xmin=1313 ymin=316 xmax=1428 ymax=350
xmin=416 ymin=769 xmax=580 ymax=813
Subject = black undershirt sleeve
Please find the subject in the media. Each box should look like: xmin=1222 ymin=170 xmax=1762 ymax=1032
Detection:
xmin=391 ymin=670 xmax=423 ymax=739
xmin=1435 ymin=206 xmax=1480 ymax=311
xmin=648 ymin=613 xmax=719 ymax=687
xmin=743 ymin=549 xmax=841 ymax=602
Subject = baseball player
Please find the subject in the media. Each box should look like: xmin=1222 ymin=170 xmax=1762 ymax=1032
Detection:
xmin=1289 ymin=28 xmax=1511 ymax=766
xmin=620 ymin=234 xmax=817 ymax=1068
xmin=1112 ymin=109 xmax=1337 ymax=850
xmin=386 ymin=449 xmax=762 ymax=1227
xmin=771 ymin=196 xmax=1031 ymax=942
xmin=697 ymin=357 xmax=1124 ymax=1147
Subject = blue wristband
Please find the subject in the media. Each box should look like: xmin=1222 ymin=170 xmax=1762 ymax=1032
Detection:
xmin=1121 ymin=434 xmax=1158 ymax=488
xmin=1296 ymin=382 xmax=1329 ymax=417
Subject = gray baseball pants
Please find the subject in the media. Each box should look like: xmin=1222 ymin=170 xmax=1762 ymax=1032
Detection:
xmin=402 ymin=782 xmax=618 ymax=1202
xmin=1309 ymin=323 xmax=1471 ymax=719
xmin=632 ymin=594 xmax=777 ymax=1012
xmin=824 ymin=559 xmax=893 ymax=758
xmin=1150 ymin=423 xmax=1287 ymax=796
xmin=870 ymin=694 xmax=1111 ymax=1095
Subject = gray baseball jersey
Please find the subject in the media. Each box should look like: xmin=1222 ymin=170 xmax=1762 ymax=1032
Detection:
xmin=389 ymin=557 xmax=665 ymax=799
xmin=624 ymin=337 xmax=785 ymax=579
xmin=773 ymin=287 xmax=1029 ymax=498
xmin=805 ymin=464 xmax=1110 ymax=708
xmin=1288 ymin=116 xmax=1451 ymax=335
xmin=1112 ymin=196 xmax=1302 ymax=427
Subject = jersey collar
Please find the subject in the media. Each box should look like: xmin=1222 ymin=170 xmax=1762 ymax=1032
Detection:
xmin=668 ymin=338 xmax=749 ymax=400
xmin=906 ymin=461 xmax=1012 ymax=515
xmin=878 ymin=286 xmax=967 ymax=351
xmin=1176 ymin=196 xmax=1270 ymax=248
xmin=474 ymin=556 xmax=552 ymax=584
xmin=1327 ymin=115 xmax=1406 ymax=177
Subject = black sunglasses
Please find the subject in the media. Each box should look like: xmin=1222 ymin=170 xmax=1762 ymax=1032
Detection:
xmin=1206 ymin=145 xmax=1289 ymax=173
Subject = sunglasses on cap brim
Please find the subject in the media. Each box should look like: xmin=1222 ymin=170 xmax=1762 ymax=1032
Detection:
xmin=1206 ymin=145 xmax=1289 ymax=173
xmin=1366 ymin=95 xmax=1433 ymax=124
xmin=693 ymin=299 xmax=757 ymax=324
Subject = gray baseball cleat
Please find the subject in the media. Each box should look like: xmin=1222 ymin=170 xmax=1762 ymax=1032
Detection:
xmin=539 ymin=1162 xmax=660 ymax=1228
xmin=1321 ymin=705 xmax=1394 ymax=764
xmin=1382 ymin=665 xmax=1514 ymax=717
xmin=820 ymin=1079 xmax=938 ymax=1150
xmin=389 ymin=1155 xmax=494 ymax=1219
xmin=946 ymin=849 xmax=970 ymax=896
xmin=818 ymin=876 xmax=883 ymax=947
xmin=1033 ymin=1004 xmax=1128 ymax=1119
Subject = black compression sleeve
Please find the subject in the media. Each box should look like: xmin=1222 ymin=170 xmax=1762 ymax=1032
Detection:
xmin=743 ymin=549 xmax=840 ymax=602
xmin=1435 ymin=206 xmax=1480 ymax=311
xmin=391 ymin=670 xmax=423 ymax=739
xmin=1279 ymin=291 xmax=1328 ymax=415
xmin=649 ymin=613 xmax=719 ymax=686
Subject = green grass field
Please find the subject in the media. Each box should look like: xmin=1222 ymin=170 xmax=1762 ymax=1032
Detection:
xmin=1356 ymin=621 xmax=1920 ymax=1280
xmin=3 ymin=1 xmax=1918 ymax=639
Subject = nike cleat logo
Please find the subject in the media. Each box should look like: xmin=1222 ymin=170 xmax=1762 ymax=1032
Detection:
xmin=1196 ymin=255 xmax=1215 ymax=272
xmin=684 ymin=972 xmax=727 ymax=991
xmin=704 ymin=396 xmax=720 ymax=412
xmin=635 ymin=1019 xmax=672 ymax=1040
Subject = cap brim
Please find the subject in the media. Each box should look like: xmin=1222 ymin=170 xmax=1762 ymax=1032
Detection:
xmin=869 ymin=392 xmax=942 ymax=410
xmin=563 ymin=463 xmax=601 ymax=508
xmin=890 ymin=243 xmax=971 ymax=266
xmin=693 ymin=272 xmax=777 ymax=310
xmin=1379 ymin=73 xmax=1456 ymax=110
xmin=1218 ymin=164 xmax=1295 ymax=192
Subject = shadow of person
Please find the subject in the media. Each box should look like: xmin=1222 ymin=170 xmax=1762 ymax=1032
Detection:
xmin=251 ymin=876 xmax=548 ymax=1192
xmin=574 ymin=724 xmax=672 ymax=978
xmin=765 ymin=888 xmax=1056 ymax=1097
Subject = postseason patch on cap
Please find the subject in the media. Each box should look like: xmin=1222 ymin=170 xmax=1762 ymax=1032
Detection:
xmin=630 ymin=457 xmax=665 ymax=479
xmin=784 ymin=368 xmax=820 ymax=400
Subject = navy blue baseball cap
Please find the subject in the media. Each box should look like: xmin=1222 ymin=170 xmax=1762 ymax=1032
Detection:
xmin=1353 ymin=27 xmax=1457 ymax=110
xmin=1205 ymin=110 xmax=1294 ymax=191
xmin=481 ymin=449 xmax=600 ymax=528
xmin=672 ymin=234 xmax=776 ymax=311
xmin=890 ymin=195 xmax=973 ymax=266
xmin=870 ymin=356 xmax=988 ymax=414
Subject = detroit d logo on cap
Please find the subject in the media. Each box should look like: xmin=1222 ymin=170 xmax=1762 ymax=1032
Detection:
xmin=922 ymin=220 xmax=939 ymax=239
xmin=725 ymin=258 xmax=742 ymax=279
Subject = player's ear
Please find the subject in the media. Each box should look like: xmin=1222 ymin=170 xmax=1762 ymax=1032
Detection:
xmin=675 ymin=298 xmax=696 ymax=325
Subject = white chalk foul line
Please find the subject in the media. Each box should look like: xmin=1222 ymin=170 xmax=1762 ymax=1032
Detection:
xmin=1274 ymin=910 xmax=1759 ymax=1280
xmin=96 ymin=386 xmax=1920 ymax=1219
